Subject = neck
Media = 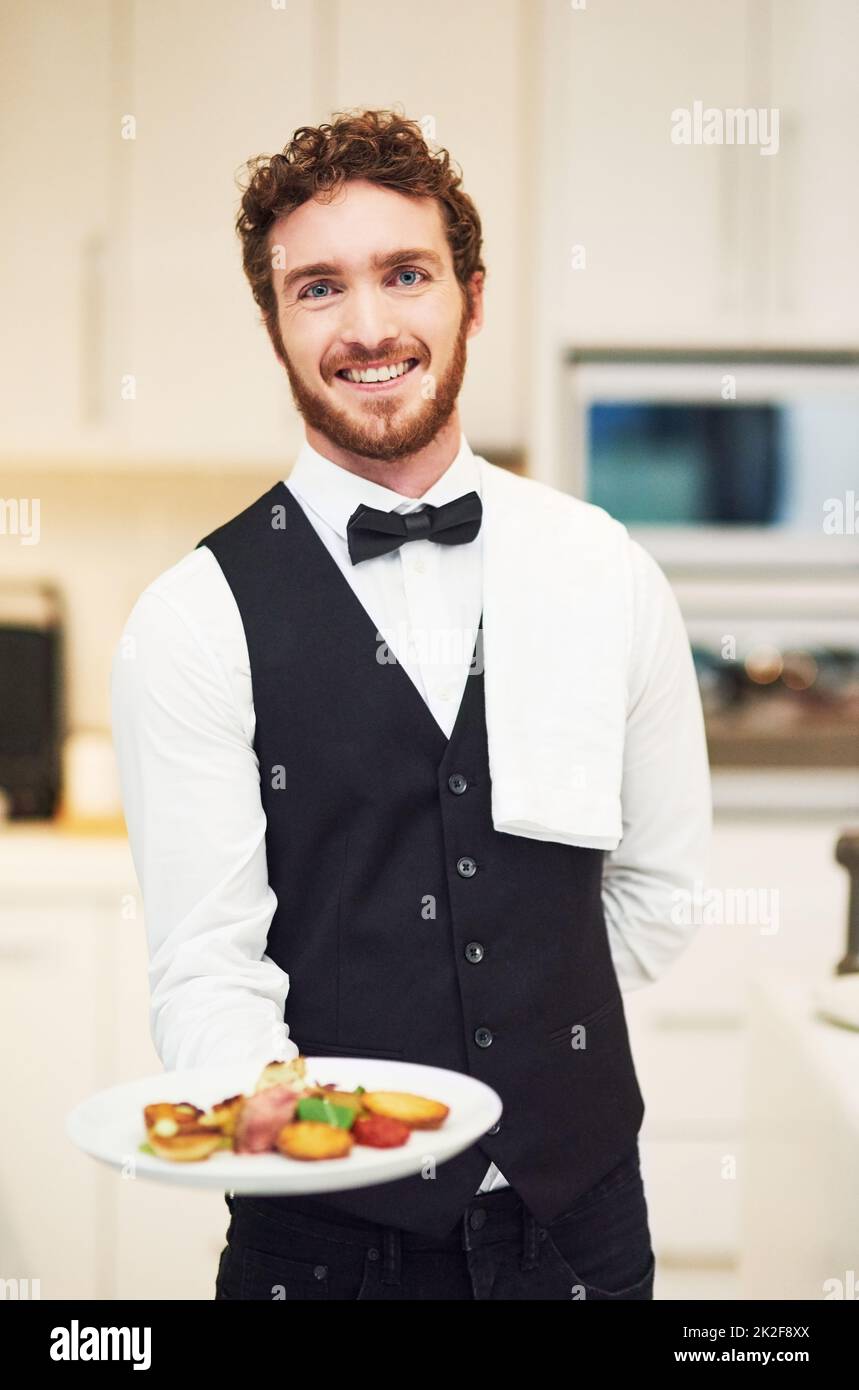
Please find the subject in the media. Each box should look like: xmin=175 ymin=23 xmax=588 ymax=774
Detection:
xmin=305 ymin=412 xmax=462 ymax=498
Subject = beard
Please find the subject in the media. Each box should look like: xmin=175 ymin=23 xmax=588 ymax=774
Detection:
xmin=278 ymin=295 xmax=471 ymax=463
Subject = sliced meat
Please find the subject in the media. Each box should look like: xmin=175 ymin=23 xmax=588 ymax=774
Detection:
xmin=234 ymin=1084 xmax=300 ymax=1154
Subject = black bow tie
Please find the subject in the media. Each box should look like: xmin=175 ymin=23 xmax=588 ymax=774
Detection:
xmin=346 ymin=491 xmax=482 ymax=565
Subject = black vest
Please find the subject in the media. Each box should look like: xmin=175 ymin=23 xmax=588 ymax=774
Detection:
xmin=198 ymin=481 xmax=644 ymax=1238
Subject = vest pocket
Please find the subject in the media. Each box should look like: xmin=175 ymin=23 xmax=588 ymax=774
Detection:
xmin=546 ymin=993 xmax=620 ymax=1042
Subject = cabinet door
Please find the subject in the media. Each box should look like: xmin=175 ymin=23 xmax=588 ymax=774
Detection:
xmin=111 ymin=903 xmax=227 ymax=1299
xmin=0 ymin=907 xmax=105 ymax=1298
xmin=623 ymin=815 xmax=848 ymax=1263
xmin=765 ymin=0 xmax=859 ymax=344
xmin=550 ymin=0 xmax=751 ymax=346
xmin=121 ymin=0 xmax=317 ymax=464
xmin=0 ymin=1 xmax=113 ymax=458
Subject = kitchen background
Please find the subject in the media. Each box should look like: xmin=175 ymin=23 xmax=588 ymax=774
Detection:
xmin=1 ymin=0 xmax=857 ymax=1300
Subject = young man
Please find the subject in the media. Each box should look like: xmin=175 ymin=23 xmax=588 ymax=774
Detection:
xmin=111 ymin=109 xmax=711 ymax=1301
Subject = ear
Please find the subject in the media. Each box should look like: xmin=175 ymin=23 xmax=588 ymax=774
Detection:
xmin=465 ymin=271 xmax=485 ymax=338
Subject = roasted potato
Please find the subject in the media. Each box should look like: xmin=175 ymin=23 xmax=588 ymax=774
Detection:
xmin=143 ymin=1101 xmax=203 ymax=1131
xmin=276 ymin=1120 xmax=353 ymax=1160
xmin=359 ymin=1091 xmax=449 ymax=1130
xmin=197 ymin=1094 xmax=244 ymax=1136
xmin=147 ymin=1117 xmax=224 ymax=1162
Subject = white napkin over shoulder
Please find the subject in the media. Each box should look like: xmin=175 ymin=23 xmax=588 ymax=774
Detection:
xmin=478 ymin=458 xmax=634 ymax=852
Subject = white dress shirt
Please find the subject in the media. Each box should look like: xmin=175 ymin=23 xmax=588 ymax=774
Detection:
xmin=111 ymin=429 xmax=712 ymax=1199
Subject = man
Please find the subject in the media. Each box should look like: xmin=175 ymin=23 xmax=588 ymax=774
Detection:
xmin=111 ymin=108 xmax=711 ymax=1301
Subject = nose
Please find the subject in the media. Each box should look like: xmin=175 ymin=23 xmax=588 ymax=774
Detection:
xmin=337 ymin=281 xmax=400 ymax=357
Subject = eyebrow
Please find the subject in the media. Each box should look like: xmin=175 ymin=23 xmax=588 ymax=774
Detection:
xmin=281 ymin=247 xmax=445 ymax=296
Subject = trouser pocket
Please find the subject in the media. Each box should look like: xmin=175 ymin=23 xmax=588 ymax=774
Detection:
xmin=540 ymin=1149 xmax=655 ymax=1299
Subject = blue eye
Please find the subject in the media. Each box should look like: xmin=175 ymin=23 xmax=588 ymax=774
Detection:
xmin=298 ymin=268 xmax=426 ymax=300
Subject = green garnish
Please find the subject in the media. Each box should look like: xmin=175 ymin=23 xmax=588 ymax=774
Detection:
xmin=296 ymin=1095 xmax=356 ymax=1129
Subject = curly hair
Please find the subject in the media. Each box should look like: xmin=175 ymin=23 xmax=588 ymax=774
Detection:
xmin=235 ymin=108 xmax=486 ymax=358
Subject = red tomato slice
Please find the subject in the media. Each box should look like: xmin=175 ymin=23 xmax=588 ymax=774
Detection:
xmin=352 ymin=1114 xmax=411 ymax=1148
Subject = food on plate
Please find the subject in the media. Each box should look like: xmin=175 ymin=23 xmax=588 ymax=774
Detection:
xmin=352 ymin=1114 xmax=412 ymax=1148
xmin=276 ymin=1120 xmax=354 ymax=1160
xmin=197 ymin=1094 xmax=244 ymax=1136
xmin=147 ymin=1118 xmax=224 ymax=1162
xmin=140 ymin=1057 xmax=450 ymax=1166
xmin=254 ymin=1056 xmax=308 ymax=1093
xmin=303 ymin=1087 xmax=366 ymax=1117
xmin=359 ymin=1090 xmax=450 ymax=1130
xmin=295 ymin=1094 xmax=357 ymax=1128
xmin=234 ymin=1084 xmax=301 ymax=1154
xmin=143 ymin=1101 xmax=203 ymax=1130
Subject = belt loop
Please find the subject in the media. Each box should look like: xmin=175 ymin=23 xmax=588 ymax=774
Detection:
xmin=380 ymin=1226 xmax=402 ymax=1285
xmin=520 ymin=1208 xmax=540 ymax=1271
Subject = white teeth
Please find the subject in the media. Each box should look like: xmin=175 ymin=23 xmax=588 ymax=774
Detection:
xmin=344 ymin=359 xmax=413 ymax=384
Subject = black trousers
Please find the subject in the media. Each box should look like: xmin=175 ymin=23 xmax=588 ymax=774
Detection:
xmin=214 ymin=1142 xmax=655 ymax=1301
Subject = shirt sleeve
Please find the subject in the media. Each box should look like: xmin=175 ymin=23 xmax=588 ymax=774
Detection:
xmin=601 ymin=539 xmax=713 ymax=990
xmin=110 ymin=583 xmax=298 ymax=1072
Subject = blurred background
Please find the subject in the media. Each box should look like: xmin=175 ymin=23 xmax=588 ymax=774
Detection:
xmin=1 ymin=0 xmax=857 ymax=1300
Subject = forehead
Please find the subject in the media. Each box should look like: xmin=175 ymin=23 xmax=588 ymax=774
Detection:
xmin=269 ymin=178 xmax=450 ymax=269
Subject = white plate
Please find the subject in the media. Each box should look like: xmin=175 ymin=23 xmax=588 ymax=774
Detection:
xmin=66 ymin=1057 xmax=502 ymax=1194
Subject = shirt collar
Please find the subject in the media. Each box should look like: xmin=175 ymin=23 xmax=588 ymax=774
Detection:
xmin=285 ymin=432 xmax=481 ymax=541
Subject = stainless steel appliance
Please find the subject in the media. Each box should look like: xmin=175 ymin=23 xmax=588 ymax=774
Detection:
xmin=564 ymin=350 xmax=859 ymax=806
xmin=564 ymin=349 xmax=859 ymax=571
xmin=0 ymin=583 xmax=64 ymax=819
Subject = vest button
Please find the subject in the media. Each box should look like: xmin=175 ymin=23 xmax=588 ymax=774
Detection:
xmin=456 ymin=856 xmax=477 ymax=878
xmin=313 ymin=1265 xmax=328 ymax=1280
xmin=474 ymin=1026 xmax=493 ymax=1047
xmin=465 ymin=941 xmax=484 ymax=963
xmin=486 ymin=1120 xmax=502 ymax=1136
xmin=448 ymin=773 xmax=468 ymax=795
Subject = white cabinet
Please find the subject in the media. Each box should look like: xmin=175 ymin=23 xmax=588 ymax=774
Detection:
xmin=539 ymin=0 xmax=859 ymax=349
xmin=110 ymin=892 xmax=227 ymax=1299
xmin=0 ymin=833 xmax=226 ymax=1300
xmin=0 ymin=1 xmax=114 ymax=458
xmin=118 ymin=0 xmax=317 ymax=465
xmin=0 ymin=904 xmax=107 ymax=1298
xmin=545 ymin=0 xmax=752 ymax=347
xmin=625 ymin=814 xmax=849 ymax=1265
xmin=741 ymin=974 xmax=859 ymax=1298
xmin=0 ymin=1 xmax=323 ymax=467
xmin=764 ymin=0 xmax=859 ymax=345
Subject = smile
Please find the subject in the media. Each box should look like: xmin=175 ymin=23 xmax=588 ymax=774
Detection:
xmin=335 ymin=357 xmax=421 ymax=390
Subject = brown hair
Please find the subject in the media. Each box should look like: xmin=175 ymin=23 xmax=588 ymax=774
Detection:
xmin=235 ymin=107 xmax=486 ymax=360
